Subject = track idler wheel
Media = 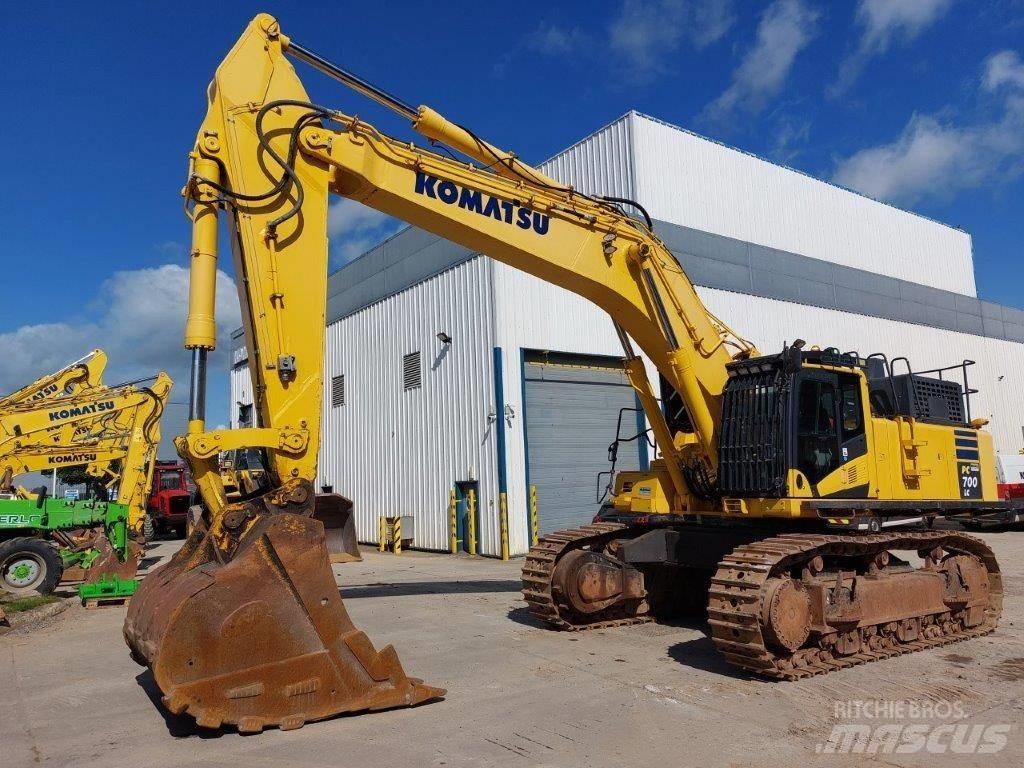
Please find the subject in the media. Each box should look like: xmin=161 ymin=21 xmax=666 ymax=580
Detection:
xmin=551 ymin=549 xmax=646 ymax=617
xmin=123 ymin=480 xmax=443 ymax=732
xmin=761 ymin=578 xmax=811 ymax=653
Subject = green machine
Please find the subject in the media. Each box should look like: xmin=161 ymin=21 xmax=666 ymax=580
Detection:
xmin=0 ymin=495 xmax=140 ymax=603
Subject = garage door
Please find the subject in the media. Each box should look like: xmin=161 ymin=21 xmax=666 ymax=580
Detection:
xmin=524 ymin=353 xmax=647 ymax=535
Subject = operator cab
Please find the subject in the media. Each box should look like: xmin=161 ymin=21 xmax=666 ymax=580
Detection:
xmin=715 ymin=344 xmax=977 ymax=500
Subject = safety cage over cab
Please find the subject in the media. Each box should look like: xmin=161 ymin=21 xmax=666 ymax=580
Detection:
xmin=715 ymin=344 xmax=978 ymax=498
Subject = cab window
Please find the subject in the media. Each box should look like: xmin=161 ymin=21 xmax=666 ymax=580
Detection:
xmin=159 ymin=471 xmax=182 ymax=491
xmin=840 ymin=380 xmax=864 ymax=442
xmin=796 ymin=378 xmax=839 ymax=484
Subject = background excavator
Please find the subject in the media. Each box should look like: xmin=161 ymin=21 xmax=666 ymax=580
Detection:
xmin=0 ymin=349 xmax=107 ymax=413
xmin=0 ymin=373 xmax=172 ymax=601
xmin=0 ymin=347 xmax=110 ymax=498
xmin=125 ymin=14 xmax=1013 ymax=732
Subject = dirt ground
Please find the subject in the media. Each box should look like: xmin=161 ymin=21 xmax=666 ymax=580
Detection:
xmin=2 ymin=530 xmax=1023 ymax=768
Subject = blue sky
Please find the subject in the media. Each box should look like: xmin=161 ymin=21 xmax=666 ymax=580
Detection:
xmin=1 ymin=0 xmax=1022 ymax=454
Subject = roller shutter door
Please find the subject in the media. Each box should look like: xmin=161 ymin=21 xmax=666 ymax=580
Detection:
xmin=524 ymin=355 xmax=645 ymax=534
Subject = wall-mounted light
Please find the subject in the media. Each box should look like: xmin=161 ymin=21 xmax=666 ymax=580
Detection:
xmin=437 ymin=331 xmax=452 ymax=344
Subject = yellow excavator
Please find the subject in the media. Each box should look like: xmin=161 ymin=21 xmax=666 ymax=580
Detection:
xmin=0 ymin=349 xmax=108 ymax=412
xmin=0 ymin=373 xmax=173 ymax=595
xmin=0 ymin=373 xmax=172 ymax=528
xmin=0 ymin=347 xmax=110 ymax=498
xmin=125 ymin=14 xmax=1010 ymax=732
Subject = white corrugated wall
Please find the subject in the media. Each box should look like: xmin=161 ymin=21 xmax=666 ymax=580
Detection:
xmin=699 ymin=288 xmax=1024 ymax=453
xmin=629 ymin=114 xmax=976 ymax=295
xmin=319 ymin=257 xmax=501 ymax=553
xmin=539 ymin=113 xmax=635 ymax=200
xmin=228 ymin=362 xmax=252 ymax=429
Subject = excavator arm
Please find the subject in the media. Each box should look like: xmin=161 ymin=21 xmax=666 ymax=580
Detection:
xmin=181 ymin=13 xmax=751 ymax=518
xmin=125 ymin=13 xmax=755 ymax=733
xmin=0 ymin=349 xmax=107 ymax=411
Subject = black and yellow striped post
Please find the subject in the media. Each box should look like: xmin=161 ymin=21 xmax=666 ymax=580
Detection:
xmin=529 ymin=485 xmax=539 ymax=547
xmin=378 ymin=516 xmax=386 ymax=553
xmin=499 ymin=492 xmax=509 ymax=561
xmin=466 ymin=488 xmax=477 ymax=556
xmin=448 ymin=489 xmax=458 ymax=553
xmin=392 ymin=516 xmax=402 ymax=555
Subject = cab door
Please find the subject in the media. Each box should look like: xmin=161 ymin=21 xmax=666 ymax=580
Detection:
xmin=793 ymin=370 xmax=841 ymax=491
xmin=792 ymin=369 xmax=871 ymax=497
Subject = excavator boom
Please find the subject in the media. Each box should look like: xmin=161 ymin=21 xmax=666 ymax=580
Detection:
xmin=0 ymin=349 xmax=107 ymax=412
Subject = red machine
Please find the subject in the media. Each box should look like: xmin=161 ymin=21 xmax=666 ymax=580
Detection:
xmin=145 ymin=461 xmax=194 ymax=539
xmin=997 ymin=454 xmax=1024 ymax=501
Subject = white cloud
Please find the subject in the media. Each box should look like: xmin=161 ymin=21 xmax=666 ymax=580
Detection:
xmin=702 ymin=0 xmax=819 ymax=123
xmin=609 ymin=0 xmax=735 ymax=81
xmin=984 ymin=50 xmax=1024 ymax=92
xmin=524 ymin=22 xmax=587 ymax=56
xmin=832 ymin=50 xmax=1024 ymax=205
xmin=327 ymin=198 xmax=403 ymax=265
xmin=154 ymin=241 xmax=186 ymax=258
xmin=0 ymin=265 xmax=241 ymax=453
xmin=769 ymin=113 xmax=812 ymax=163
xmin=832 ymin=0 xmax=953 ymax=95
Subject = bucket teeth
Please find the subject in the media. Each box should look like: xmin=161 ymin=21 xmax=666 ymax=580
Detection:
xmin=124 ymin=509 xmax=444 ymax=732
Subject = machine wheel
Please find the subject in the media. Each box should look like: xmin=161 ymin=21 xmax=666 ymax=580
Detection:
xmin=0 ymin=537 xmax=64 ymax=597
xmin=143 ymin=514 xmax=156 ymax=543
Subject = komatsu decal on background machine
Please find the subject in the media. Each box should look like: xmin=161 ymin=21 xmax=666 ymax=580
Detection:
xmin=124 ymin=14 xmax=1018 ymax=733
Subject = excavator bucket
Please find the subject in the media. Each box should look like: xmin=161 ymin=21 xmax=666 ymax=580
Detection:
xmin=313 ymin=493 xmax=361 ymax=563
xmin=83 ymin=539 xmax=144 ymax=584
xmin=123 ymin=501 xmax=444 ymax=733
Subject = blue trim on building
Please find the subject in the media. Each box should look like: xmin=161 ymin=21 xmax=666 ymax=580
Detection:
xmin=493 ymin=347 xmax=508 ymax=495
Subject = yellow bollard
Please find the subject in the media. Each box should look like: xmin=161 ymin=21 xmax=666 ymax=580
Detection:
xmin=529 ymin=485 xmax=539 ymax=547
xmin=448 ymin=489 xmax=458 ymax=553
xmin=467 ymin=489 xmax=477 ymax=556
xmin=378 ymin=516 xmax=386 ymax=553
xmin=499 ymin=492 xmax=509 ymax=561
xmin=393 ymin=516 xmax=402 ymax=555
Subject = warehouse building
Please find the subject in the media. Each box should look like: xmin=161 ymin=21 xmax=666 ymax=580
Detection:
xmin=231 ymin=110 xmax=1024 ymax=558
